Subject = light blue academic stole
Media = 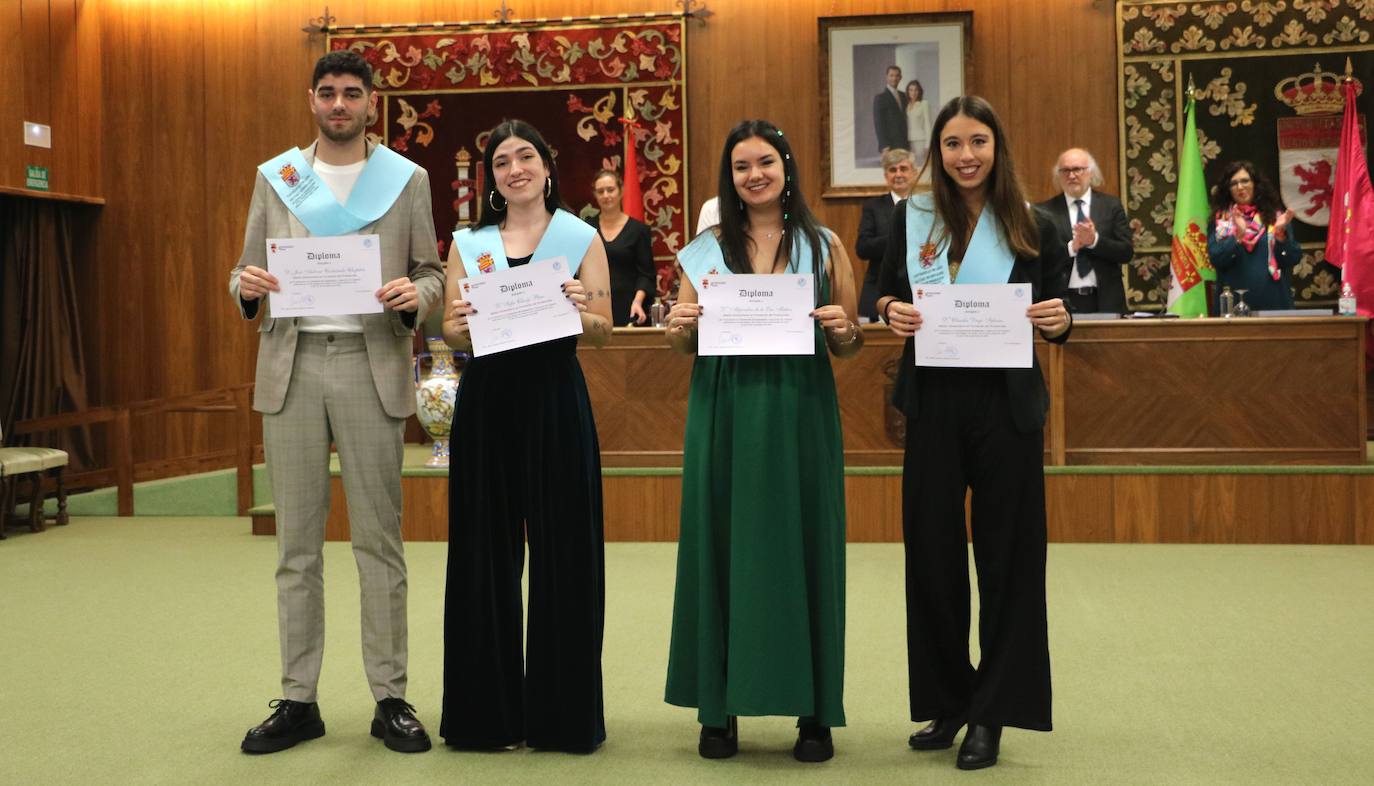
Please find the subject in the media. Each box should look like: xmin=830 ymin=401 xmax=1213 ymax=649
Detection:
xmin=451 ymin=209 xmax=597 ymax=277
xmin=258 ymin=143 xmax=417 ymax=237
xmin=677 ymin=229 xmax=830 ymax=303
xmin=904 ymin=192 xmax=1016 ymax=286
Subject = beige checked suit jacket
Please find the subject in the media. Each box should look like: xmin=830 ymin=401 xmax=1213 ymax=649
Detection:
xmin=229 ymin=142 xmax=444 ymax=418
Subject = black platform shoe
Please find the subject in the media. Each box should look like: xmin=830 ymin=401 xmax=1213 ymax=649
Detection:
xmin=241 ymin=699 xmax=326 ymax=753
xmin=793 ymin=722 xmax=834 ymax=763
xmin=908 ymin=715 xmax=968 ymax=750
xmin=698 ymin=716 xmax=738 ymax=759
xmin=956 ymin=724 xmax=1001 ymax=770
xmin=371 ymin=698 xmax=432 ymax=753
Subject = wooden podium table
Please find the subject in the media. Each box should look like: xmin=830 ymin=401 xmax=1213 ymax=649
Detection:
xmin=583 ymin=317 xmax=1369 ymax=467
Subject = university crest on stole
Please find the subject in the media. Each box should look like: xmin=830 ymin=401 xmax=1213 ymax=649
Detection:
xmin=278 ymin=163 xmax=301 ymax=188
xmin=477 ymin=252 xmax=495 ymax=273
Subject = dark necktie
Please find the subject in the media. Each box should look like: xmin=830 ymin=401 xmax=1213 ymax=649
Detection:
xmin=1074 ymin=199 xmax=1092 ymax=278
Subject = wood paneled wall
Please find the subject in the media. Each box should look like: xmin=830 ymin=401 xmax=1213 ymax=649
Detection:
xmin=85 ymin=0 xmax=1118 ymax=465
xmin=0 ymin=0 xmax=102 ymax=200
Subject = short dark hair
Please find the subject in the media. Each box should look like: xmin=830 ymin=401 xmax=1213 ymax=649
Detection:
xmin=476 ymin=119 xmax=568 ymax=226
xmin=313 ymin=50 xmax=372 ymax=91
xmin=886 ymin=65 xmax=902 ymax=74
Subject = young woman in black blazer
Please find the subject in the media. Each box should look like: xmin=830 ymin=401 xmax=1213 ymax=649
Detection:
xmin=875 ymin=95 xmax=1072 ymax=771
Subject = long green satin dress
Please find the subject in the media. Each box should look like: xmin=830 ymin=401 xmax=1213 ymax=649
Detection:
xmin=665 ymin=274 xmax=847 ymax=729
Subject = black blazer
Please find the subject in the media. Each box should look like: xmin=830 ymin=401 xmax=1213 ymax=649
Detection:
xmin=878 ymin=203 xmax=1073 ymax=434
xmin=872 ymin=89 xmax=908 ymax=152
xmin=1034 ymin=191 xmax=1135 ymax=313
xmin=856 ymin=194 xmax=900 ymax=318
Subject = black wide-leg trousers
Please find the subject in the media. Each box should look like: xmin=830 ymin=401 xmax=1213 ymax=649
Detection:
xmin=440 ymin=353 xmax=607 ymax=751
xmin=902 ymin=367 xmax=1052 ymax=731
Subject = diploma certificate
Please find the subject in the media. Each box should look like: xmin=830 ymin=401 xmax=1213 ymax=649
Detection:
xmin=913 ymin=283 xmax=1033 ymax=368
xmin=461 ymin=257 xmax=583 ymax=356
xmin=265 ymin=234 xmax=384 ymax=318
xmin=696 ymin=273 xmax=815 ymax=356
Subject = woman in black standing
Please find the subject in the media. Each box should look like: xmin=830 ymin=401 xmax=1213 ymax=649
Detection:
xmin=876 ymin=96 xmax=1071 ymax=771
xmin=439 ymin=119 xmax=613 ymax=753
xmin=589 ymin=169 xmax=657 ymax=325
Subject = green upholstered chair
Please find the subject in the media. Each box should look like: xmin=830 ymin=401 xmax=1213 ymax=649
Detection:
xmin=0 ymin=422 xmax=70 ymax=537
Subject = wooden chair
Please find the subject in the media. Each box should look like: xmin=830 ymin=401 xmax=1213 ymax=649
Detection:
xmin=0 ymin=422 xmax=70 ymax=537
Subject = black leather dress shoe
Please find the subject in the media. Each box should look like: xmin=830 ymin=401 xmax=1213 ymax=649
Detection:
xmin=956 ymin=724 xmax=1001 ymax=770
xmin=793 ymin=722 xmax=834 ymax=763
xmin=371 ymin=698 xmax=432 ymax=753
xmin=698 ymin=716 xmax=738 ymax=759
xmin=241 ymin=699 xmax=326 ymax=753
xmin=908 ymin=715 xmax=968 ymax=750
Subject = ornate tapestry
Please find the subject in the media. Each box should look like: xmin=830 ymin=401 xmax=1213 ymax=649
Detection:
xmin=1117 ymin=0 xmax=1372 ymax=310
xmin=329 ymin=20 xmax=688 ymax=295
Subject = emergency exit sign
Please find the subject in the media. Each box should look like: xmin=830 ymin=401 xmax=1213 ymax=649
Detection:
xmin=26 ymin=165 xmax=49 ymax=191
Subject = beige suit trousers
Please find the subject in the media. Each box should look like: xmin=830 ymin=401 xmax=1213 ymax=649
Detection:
xmin=265 ymin=333 xmax=408 ymax=702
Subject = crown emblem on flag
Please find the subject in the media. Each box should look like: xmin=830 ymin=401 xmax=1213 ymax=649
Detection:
xmin=1274 ymin=63 xmax=1363 ymax=116
xmin=278 ymin=163 xmax=301 ymax=187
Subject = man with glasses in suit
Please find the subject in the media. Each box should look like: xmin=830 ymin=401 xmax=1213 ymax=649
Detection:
xmin=1036 ymin=148 xmax=1135 ymax=314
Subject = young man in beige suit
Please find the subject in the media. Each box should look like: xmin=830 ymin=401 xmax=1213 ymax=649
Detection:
xmin=230 ymin=50 xmax=443 ymax=754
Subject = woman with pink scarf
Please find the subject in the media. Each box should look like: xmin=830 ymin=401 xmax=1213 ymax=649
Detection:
xmin=1207 ymin=161 xmax=1301 ymax=313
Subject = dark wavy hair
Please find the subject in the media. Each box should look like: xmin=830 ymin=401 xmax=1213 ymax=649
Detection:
xmin=927 ymin=96 xmax=1040 ymax=259
xmin=1209 ymin=160 xmax=1284 ymax=224
xmin=476 ymin=119 xmax=568 ymax=227
xmin=715 ymin=120 xmax=827 ymax=285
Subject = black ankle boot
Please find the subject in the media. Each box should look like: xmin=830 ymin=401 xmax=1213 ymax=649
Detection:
xmin=908 ymin=715 xmax=968 ymax=750
xmin=698 ymin=716 xmax=738 ymax=759
xmin=793 ymin=722 xmax=834 ymax=763
xmin=956 ymin=724 xmax=1001 ymax=770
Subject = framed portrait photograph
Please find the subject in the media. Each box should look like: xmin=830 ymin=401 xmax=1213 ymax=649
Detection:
xmin=818 ymin=12 xmax=972 ymax=198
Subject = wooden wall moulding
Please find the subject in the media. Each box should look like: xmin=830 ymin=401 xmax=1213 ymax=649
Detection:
xmin=294 ymin=468 xmax=1374 ymax=544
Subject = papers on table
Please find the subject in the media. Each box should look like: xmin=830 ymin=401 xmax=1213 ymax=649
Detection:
xmin=696 ymin=273 xmax=815 ymax=356
xmin=461 ymin=257 xmax=583 ymax=356
xmin=265 ymin=234 xmax=384 ymax=318
xmin=912 ymin=283 xmax=1032 ymax=368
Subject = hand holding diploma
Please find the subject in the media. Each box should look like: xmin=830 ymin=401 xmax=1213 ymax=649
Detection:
xmin=561 ymin=279 xmax=590 ymax=313
xmin=377 ymin=277 xmax=419 ymax=312
xmin=884 ymin=300 xmax=924 ymax=337
xmin=1026 ymin=297 xmax=1070 ymax=339
xmin=238 ymin=265 xmax=280 ymax=301
xmin=667 ymin=301 xmax=703 ymax=335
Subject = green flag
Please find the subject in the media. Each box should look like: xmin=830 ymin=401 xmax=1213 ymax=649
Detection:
xmin=1167 ymin=91 xmax=1214 ymax=317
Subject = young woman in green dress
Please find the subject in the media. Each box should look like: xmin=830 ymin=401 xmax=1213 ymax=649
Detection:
xmin=663 ymin=119 xmax=863 ymax=763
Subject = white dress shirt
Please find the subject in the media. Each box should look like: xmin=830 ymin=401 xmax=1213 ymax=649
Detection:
xmin=1064 ymin=188 xmax=1100 ymax=290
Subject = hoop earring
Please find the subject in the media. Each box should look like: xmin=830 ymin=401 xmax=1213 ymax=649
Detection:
xmin=489 ymin=190 xmax=507 ymax=211
xmin=544 ymin=177 xmax=552 ymax=198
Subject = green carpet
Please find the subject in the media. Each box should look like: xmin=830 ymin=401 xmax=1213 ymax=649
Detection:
xmin=2 ymin=518 xmax=1371 ymax=784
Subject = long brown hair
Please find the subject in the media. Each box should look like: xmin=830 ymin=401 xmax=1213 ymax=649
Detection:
xmin=928 ymin=96 xmax=1039 ymax=259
